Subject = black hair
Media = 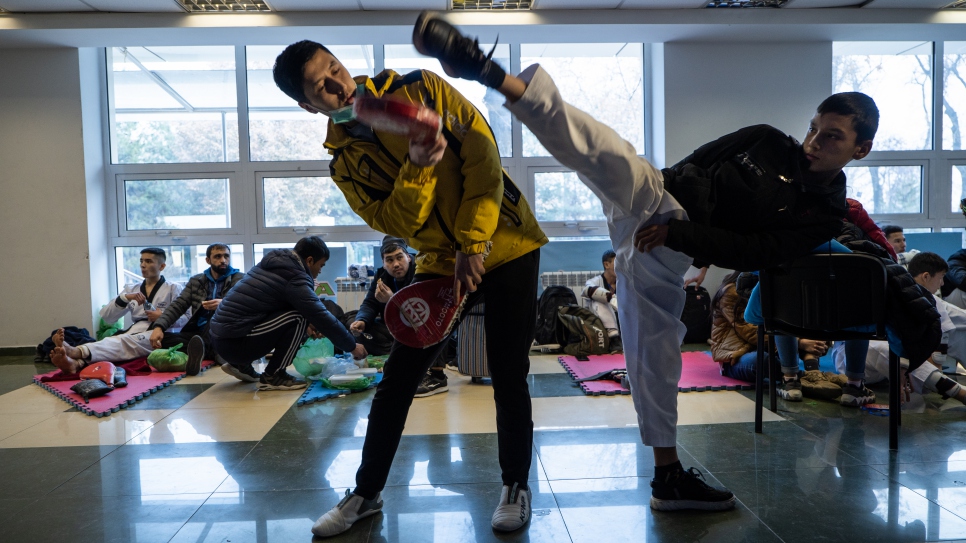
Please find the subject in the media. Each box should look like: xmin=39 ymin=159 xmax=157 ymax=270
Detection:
xmin=273 ymin=40 xmax=333 ymax=104
xmin=602 ymin=249 xmax=616 ymax=263
xmin=294 ymin=235 xmax=330 ymax=262
xmin=908 ymin=252 xmax=949 ymax=278
xmin=140 ymin=247 xmax=166 ymax=262
xmin=206 ymin=243 xmax=230 ymax=259
xmin=817 ymin=92 xmax=879 ymax=143
xmin=381 ymin=235 xmax=409 ymax=258
xmin=882 ymin=225 xmax=903 ymax=237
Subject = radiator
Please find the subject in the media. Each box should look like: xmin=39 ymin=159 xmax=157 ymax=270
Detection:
xmin=540 ymin=270 xmax=602 ymax=298
xmin=335 ymin=277 xmax=370 ymax=312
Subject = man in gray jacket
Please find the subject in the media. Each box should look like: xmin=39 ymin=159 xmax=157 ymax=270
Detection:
xmin=211 ymin=236 xmax=368 ymax=391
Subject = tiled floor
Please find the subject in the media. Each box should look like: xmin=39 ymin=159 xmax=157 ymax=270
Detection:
xmin=0 ymin=351 xmax=965 ymax=542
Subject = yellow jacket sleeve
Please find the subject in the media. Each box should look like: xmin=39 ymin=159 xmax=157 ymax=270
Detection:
xmin=331 ymin=156 xmax=439 ymax=240
xmin=425 ymin=72 xmax=504 ymax=255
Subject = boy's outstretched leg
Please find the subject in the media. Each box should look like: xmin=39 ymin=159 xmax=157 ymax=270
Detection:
xmin=414 ymin=10 xmax=735 ymax=513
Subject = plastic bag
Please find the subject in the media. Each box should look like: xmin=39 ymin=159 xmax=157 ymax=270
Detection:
xmin=292 ymin=338 xmax=338 ymax=377
xmin=96 ymin=306 xmax=124 ymax=341
xmin=366 ymin=355 xmax=388 ymax=370
xmin=147 ymin=343 xmax=188 ymax=372
xmin=321 ymin=375 xmax=374 ymax=391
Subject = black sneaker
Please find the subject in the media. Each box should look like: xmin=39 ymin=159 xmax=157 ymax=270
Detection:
xmin=258 ymin=371 xmax=307 ymax=391
xmin=609 ymin=336 xmax=624 ymax=354
xmin=412 ymin=11 xmax=507 ymax=89
xmin=221 ymin=361 xmax=260 ymax=383
xmin=840 ymin=382 xmax=875 ymax=407
xmin=185 ymin=335 xmax=204 ymax=376
xmin=415 ymin=372 xmax=448 ymax=398
xmin=650 ymin=467 xmax=737 ymax=512
xmin=778 ymin=376 xmax=803 ymax=402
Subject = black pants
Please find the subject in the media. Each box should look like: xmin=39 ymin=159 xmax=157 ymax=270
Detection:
xmin=211 ymin=310 xmax=309 ymax=376
xmin=354 ymin=248 xmax=540 ymax=498
xmin=161 ymin=321 xmax=214 ymax=355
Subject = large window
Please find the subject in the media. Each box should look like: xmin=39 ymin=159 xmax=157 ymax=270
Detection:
xmin=833 ymin=42 xmax=932 ymax=152
xmin=533 ymin=171 xmax=606 ymax=222
xmin=260 ymin=176 xmax=366 ymax=229
xmin=844 ymin=166 xmax=923 ymax=214
xmin=110 ymin=46 xmax=239 ymax=164
xmin=520 ymin=43 xmax=644 ymax=157
xmin=384 ymin=44 xmax=512 ymax=157
xmin=123 ymin=178 xmax=231 ymax=231
xmin=246 ymin=45 xmax=374 ymax=162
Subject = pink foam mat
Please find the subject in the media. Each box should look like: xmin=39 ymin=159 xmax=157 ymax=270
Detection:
xmin=558 ymin=351 xmax=753 ymax=396
xmin=33 ymin=359 xmax=215 ymax=417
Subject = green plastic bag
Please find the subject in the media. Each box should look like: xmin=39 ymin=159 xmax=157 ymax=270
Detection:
xmin=292 ymin=338 xmax=335 ymax=377
xmin=320 ymin=375 xmax=374 ymax=391
xmin=147 ymin=343 xmax=188 ymax=372
xmin=366 ymin=355 xmax=388 ymax=370
xmin=96 ymin=306 xmax=124 ymax=341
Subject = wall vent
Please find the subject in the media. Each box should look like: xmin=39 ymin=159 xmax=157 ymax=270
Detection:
xmin=706 ymin=0 xmax=787 ymax=7
xmin=452 ymin=0 xmax=531 ymax=10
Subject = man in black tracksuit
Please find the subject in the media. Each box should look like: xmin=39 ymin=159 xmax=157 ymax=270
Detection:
xmin=210 ymin=236 xmax=367 ymax=391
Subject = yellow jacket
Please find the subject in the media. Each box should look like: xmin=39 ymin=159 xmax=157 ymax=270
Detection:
xmin=324 ymin=69 xmax=547 ymax=276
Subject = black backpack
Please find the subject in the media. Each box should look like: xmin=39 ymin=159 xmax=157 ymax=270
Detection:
xmin=681 ymin=285 xmax=712 ymax=344
xmin=534 ymin=286 xmax=578 ymax=346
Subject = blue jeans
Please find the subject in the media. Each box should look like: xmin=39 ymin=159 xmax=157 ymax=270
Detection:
xmin=774 ymin=335 xmax=868 ymax=381
xmin=720 ymin=351 xmax=762 ymax=383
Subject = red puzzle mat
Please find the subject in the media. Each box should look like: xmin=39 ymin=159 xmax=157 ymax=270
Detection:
xmin=558 ymin=351 xmax=753 ymax=396
xmin=33 ymin=357 xmax=215 ymax=417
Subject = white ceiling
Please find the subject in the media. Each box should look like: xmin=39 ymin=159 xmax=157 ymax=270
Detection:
xmin=0 ymin=0 xmax=948 ymax=11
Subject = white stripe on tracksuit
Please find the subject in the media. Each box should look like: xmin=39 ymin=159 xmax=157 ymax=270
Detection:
xmin=507 ymin=64 xmax=693 ymax=447
xmin=249 ymin=311 xmax=309 ymax=372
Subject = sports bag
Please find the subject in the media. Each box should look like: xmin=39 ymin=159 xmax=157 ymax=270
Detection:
xmin=534 ymin=286 xmax=578 ymax=346
xmin=681 ymin=285 xmax=712 ymax=344
xmin=557 ymin=305 xmax=610 ymax=357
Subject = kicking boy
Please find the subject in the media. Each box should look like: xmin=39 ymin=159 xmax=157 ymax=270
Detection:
xmin=413 ymin=11 xmax=877 ymax=511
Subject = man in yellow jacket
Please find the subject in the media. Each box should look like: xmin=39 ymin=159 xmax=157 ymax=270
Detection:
xmin=273 ymin=41 xmax=548 ymax=538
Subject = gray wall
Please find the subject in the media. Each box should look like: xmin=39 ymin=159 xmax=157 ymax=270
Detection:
xmin=0 ymin=48 xmax=108 ymax=347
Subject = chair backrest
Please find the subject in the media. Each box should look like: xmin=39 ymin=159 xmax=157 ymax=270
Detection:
xmin=758 ymin=253 xmax=888 ymax=340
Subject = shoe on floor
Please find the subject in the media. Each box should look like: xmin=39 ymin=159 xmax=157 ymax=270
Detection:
xmin=221 ymin=361 xmax=260 ymax=383
xmin=778 ymin=376 xmax=803 ymax=402
xmin=650 ymin=467 xmax=736 ymax=512
xmin=412 ymin=11 xmax=507 ymax=88
xmin=312 ymin=489 xmax=383 ymax=538
xmin=609 ymin=335 xmax=623 ymax=354
xmin=415 ymin=372 xmax=448 ymax=398
xmin=491 ymin=483 xmax=531 ymax=532
xmin=258 ymin=371 xmax=307 ymax=391
xmin=840 ymin=382 xmax=876 ymax=407
xmin=185 ymin=335 xmax=204 ymax=376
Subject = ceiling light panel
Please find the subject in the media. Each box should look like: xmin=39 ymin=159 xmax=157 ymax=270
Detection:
xmin=176 ymin=0 xmax=273 ymax=11
xmin=452 ymin=0 xmax=532 ymax=9
xmin=706 ymin=0 xmax=787 ymax=6
xmin=85 ymin=0 xmax=184 ymax=11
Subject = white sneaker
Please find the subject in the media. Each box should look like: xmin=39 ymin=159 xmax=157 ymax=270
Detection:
xmin=491 ymin=483 xmax=531 ymax=532
xmin=311 ymin=489 xmax=383 ymax=538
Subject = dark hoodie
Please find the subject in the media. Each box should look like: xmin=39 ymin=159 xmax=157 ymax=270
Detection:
xmin=209 ymin=249 xmax=355 ymax=351
xmin=663 ymin=124 xmax=847 ymax=271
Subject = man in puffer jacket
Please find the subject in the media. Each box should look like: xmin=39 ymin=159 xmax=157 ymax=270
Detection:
xmin=943 ymin=249 xmax=966 ymax=309
xmin=210 ymin=236 xmax=367 ymax=391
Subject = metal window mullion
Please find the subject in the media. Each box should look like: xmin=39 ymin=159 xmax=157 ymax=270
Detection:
xmin=234 ymin=44 xmax=257 ymax=271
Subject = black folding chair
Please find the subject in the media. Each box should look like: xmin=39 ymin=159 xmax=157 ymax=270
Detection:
xmin=754 ymin=253 xmax=902 ymax=450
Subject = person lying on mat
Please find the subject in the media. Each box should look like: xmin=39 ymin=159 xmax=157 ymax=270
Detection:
xmin=272 ymin=39 xmax=547 ymax=536
xmin=50 ymin=247 xmax=191 ymax=374
xmin=209 ymin=236 xmax=367 ymax=392
xmin=582 ymin=249 xmax=622 ymax=353
xmin=411 ymin=10 xmax=887 ymax=513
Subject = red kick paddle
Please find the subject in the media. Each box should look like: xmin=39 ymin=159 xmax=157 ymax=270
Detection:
xmin=353 ymin=94 xmax=442 ymax=144
xmin=384 ymin=276 xmax=469 ymax=348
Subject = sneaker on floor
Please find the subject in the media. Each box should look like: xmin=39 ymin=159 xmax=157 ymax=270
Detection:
xmin=778 ymin=376 xmax=803 ymax=402
xmin=311 ymin=489 xmax=383 ymax=538
xmin=491 ymin=483 xmax=531 ymax=532
xmin=650 ymin=467 xmax=736 ymax=512
xmin=185 ymin=335 xmax=204 ymax=376
xmin=415 ymin=372 xmax=448 ymax=398
xmin=221 ymin=361 xmax=260 ymax=383
xmin=258 ymin=371 xmax=307 ymax=391
xmin=412 ymin=11 xmax=507 ymax=89
xmin=840 ymin=382 xmax=876 ymax=407
xmin=609 ymin=336 xmax=623 ymax=354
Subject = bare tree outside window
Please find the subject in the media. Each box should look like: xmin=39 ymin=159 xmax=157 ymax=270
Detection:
xmin=262 ymin=177 xmax=366 ymax=228
xmin=534 ymin=172 xmax=606 ymax=222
